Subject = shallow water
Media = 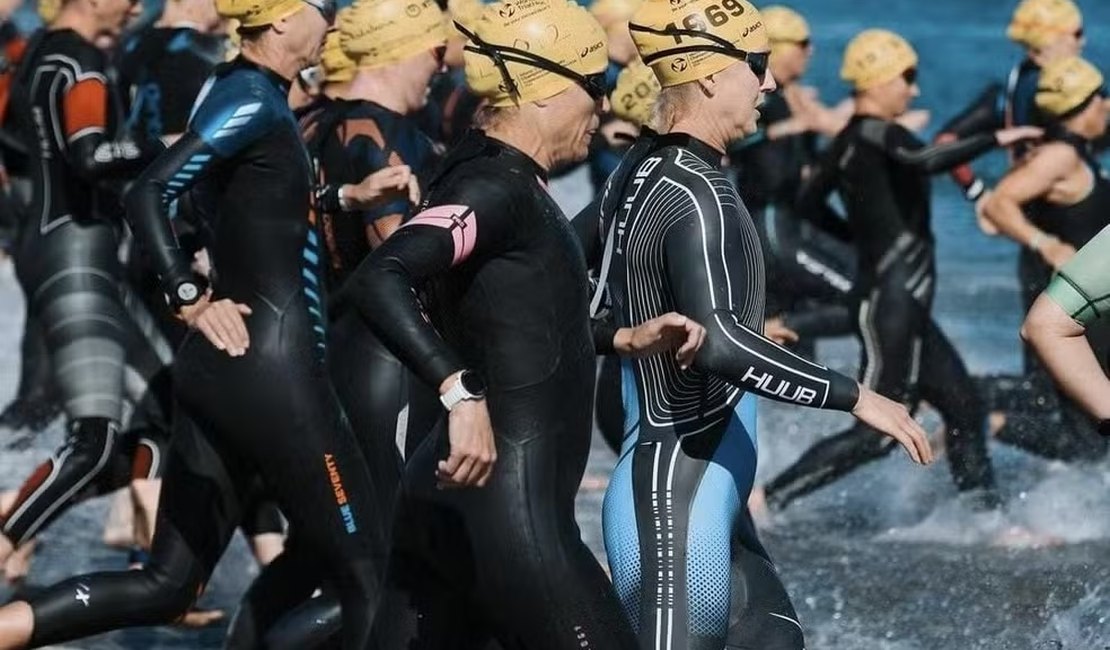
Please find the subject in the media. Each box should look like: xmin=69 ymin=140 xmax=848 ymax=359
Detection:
xmin=2 ymin=0 xmax=1110 ymax=647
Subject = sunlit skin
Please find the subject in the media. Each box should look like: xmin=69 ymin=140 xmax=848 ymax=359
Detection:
xmin=668 ymin=57 xmax=777 ymax=153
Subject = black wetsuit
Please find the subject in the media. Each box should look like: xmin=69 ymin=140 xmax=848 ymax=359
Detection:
xmin=993 ymin=128 xmax=1110 ymax=461
xmin=579 ymin=131 xmax=859 ymax=650
xmin=346 ymin=130 xmax=637 ymax=649
xmin=302 ymin=95 xmax=441 ymax=508
xmin=729 ymin=88 xmax=855 ymax=343
xmin=765 ymin=116 xmax=999 ymax=510
xmin=2 ymin=28 xmax=166 ymax=546
xmin=23 ymin=58 xmax=383 ymax=649
xmin=118 ymin=25 xmax=225 ymax=142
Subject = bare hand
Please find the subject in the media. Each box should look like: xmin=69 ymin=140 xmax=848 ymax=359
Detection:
xmin=617 ymin=312 xmax=706 ymax=369
xmin=851 ymin=386 xmax=933 ymax=465
xmin=179 ymin=293 xmax=252 ymax=356
xmin=896 ymin=109 xmax=931 ymax=133
xmin=437 ymin=397 xmax=497 ymax=489
xmin=1040 ymin=238 xmax=1077 ymax=270
xmin=763 ymin=317 xmax=799 ymax=345
xmin=996 ymin=126 xmax=1044 ymax=147
xmin=973 ymin=190 xmax=999 ymax=235
xmin=347 ymin=165 xmax=419 ymax=210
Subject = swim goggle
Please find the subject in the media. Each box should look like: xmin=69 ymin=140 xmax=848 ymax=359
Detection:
xmin=453 ymin=21 xmax=609 ymax=101
xmin=302 ymin=0 xmax=337 ymax=26
xmin=628 ymin=22 xmax=770 ymax=81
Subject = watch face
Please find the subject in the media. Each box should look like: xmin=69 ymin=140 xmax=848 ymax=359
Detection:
xmin=177 ymin=283 xmax=199 ymax=303
xmin=460 ymin=371 xmax=487 ymax=396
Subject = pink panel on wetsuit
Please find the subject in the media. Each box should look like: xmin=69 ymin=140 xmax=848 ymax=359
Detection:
xmin=404 ymin=204 xmax=478 ymax=266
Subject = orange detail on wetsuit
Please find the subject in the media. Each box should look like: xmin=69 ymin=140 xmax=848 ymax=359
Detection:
xmin=62 ymin=78 xmax=107 ymax=140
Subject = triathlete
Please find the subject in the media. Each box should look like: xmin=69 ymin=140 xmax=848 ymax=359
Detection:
xmin=0 ymin=0 xmax=421 ymax=645
xmin=1024 ymin=224 xmax=1110 ymax=426
xmin=0 ymin=0 xmax=169 ymax=571
xmin=316 ymin=0 xmax=446 ymax=511
xmin=764 ymin=30 xmax=1040 ymax=511
xmin=345 ymin=1 xmax=704 ymax=645
xmin=577 ymin=3 xmax=931 ymax=648
xmin=982 ymin=55 xmax=1109 ymax=461
xmin=728 ymin=5 xmax=855 ymax=353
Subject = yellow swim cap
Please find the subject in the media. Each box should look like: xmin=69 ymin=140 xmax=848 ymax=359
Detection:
xmin=840 ymin=29 xmax=917 ymax=91
xmin=611 ymin=60 xmax=660 ymax=127
xmin=590 ymin=0 xmax=642 ymax=30
xmin=1007 ymin=0 xmax=1082 ymax=50
xmin=763 ymin=5 xmax=807 ymax=43
xmin=1036 ymin=56 xmax=1104 ymax=118
xmin=216 ymin=0 xmax=305 ymax=28
xmin=321 ymin=29 xmax=356 ymax=82
xmin=38 ymin=0 xmax=60 ymax=24
xmin=629 ymin=0 xmax=770 ymax=88
xmin=462 ymin=0 xmax=609 ymax=108
xmin=340 ymin=0 xmax=449 ymax=69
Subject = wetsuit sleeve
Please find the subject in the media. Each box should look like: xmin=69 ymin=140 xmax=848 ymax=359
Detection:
xmin=664 ymin=188 xmax=859 ymax=411
xmin=933 ymin=83 xmax=1004 ymax=199
xmin=125 ymin=83 xmax=278 ymax=300
xmin=1046 ymin=225 xmax=1110 ymax=327
xmin=860 ymin=119 xmax=997 ymax=176
xmin=346 ymin=183 xmax=519 ymax=389
xmin=61 ymin=76 xmax=162 ymax=181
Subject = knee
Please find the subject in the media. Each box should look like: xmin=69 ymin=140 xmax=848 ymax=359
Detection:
xmin=133 ymin=565 xmax=205 ymax=624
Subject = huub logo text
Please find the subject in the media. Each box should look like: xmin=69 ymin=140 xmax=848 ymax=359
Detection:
xmin=741 ymin=367 xmax=818 ymax=404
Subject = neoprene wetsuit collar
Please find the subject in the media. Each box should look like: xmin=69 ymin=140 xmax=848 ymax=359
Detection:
xmin=220 ymin=55 xmax=292 ymax=94
xmin=652 ymin=131 xmax=725 ymax=168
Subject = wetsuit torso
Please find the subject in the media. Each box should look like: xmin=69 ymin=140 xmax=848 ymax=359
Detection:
xmin=347 ymin=130 xmax=636 ymax=649
xmin=23 ymin=57 xmax=383 ymax=650
xmin=765 ymin=116 xmax=999 ymax=509
xmin=1 ymin=28 xmax=165 ymax=546
xmin=118 ymin=25 xmax=225 ymax=141
xmin=581 ymin=131 xmax=859 ymax=650
xmin=995 ymin=129 xmax=1110 ymax=461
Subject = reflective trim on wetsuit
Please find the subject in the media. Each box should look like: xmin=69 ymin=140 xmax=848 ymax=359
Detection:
xmin=26 ymin=57 xmax=384 ymax=650
xmin=583 ymin=131 xmax=854 ymax=650
xmin=767 ymin=116 xmax=998 ymax=508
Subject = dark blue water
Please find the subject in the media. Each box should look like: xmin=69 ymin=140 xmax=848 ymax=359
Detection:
xmin=2 ymin=0 xmax=1109 ymax=648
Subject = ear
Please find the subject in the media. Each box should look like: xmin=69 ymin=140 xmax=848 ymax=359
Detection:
xmin=270 ymin=14 xmax=291 ymax=34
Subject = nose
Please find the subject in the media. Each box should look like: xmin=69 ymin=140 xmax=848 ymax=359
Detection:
xmin=599 ymin=95 xmax=611 ymax=114
xmin=762 ymin=72 xmax=777 ymax=93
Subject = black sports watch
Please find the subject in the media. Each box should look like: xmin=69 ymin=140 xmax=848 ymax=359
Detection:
xmin=170 ymin=278 xmax=205 ymax=309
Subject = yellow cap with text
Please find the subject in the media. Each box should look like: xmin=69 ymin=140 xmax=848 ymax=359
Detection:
xmin=464 ymin=0 xmax=608 ymax=107
xmin=629 ymin=0 xmax=769 ymax=88
xmin=216 ymin=0 xmax=303 ymax=29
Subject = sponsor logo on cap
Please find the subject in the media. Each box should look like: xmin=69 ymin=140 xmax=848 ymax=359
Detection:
xmin=671 ymin=57 xmax=688 ymax=72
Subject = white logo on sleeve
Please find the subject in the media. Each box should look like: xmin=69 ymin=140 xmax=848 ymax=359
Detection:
xmin=75 ymin=583 xmax=91 ymax=606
